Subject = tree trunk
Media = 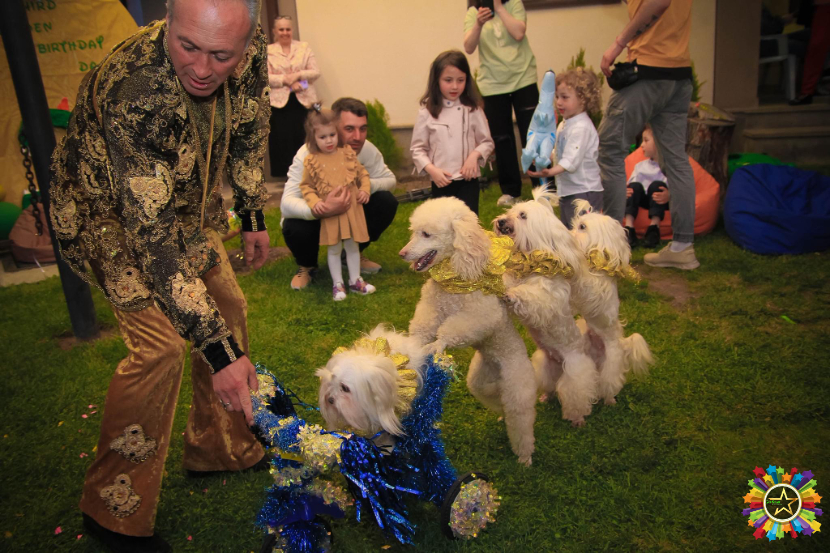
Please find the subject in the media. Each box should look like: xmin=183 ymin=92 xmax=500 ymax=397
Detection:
xmin=686 ymin=103 xmax=736 ymax=191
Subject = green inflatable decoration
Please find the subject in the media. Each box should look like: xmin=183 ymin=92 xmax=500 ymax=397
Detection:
xmin=0 ymin=201 xmax=23 ymax=240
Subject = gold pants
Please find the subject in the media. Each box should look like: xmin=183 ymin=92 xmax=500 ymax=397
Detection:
xmin=79 ymin=229 xmax=264 ymax=536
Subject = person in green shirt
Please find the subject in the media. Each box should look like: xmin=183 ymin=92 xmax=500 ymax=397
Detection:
xmin=464 ymin=0 xmax=539 ymax=207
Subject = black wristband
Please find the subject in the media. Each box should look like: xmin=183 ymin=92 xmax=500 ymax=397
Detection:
xmin=238 ymin=209 xmax=266 ymax=232
xmin=199 ymin=334 xmax=245 ymax=374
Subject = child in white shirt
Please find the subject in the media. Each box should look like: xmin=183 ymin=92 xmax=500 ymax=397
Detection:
xmin=411 ymin=50 xmax=494 ymax=215
xmin=528 ymin=68 xmax=602 ymax=228
xmin=625 ymin=125 xmax=671 ymax=248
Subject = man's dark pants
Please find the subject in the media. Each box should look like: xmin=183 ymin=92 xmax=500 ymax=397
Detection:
xmin=282 ymin=190 xmax=398 ymax=267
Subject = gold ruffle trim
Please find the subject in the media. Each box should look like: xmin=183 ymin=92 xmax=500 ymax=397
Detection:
xmin=505 ymin=250 xmax=575 ymax=279
xmin=586 ymin=249 xmax=640 ymax=281
xmin=428 ymin=232 xmax=513 ymax=297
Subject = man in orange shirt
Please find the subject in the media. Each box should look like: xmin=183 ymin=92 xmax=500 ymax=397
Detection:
xmin=598 ymin=0 xmax=699 ymax=270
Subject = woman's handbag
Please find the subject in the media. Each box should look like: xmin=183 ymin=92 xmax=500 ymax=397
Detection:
xmin=608 ymin=61 xmax=639 ymax=91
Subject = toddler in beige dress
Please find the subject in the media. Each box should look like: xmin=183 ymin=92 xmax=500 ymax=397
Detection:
xmin=300 ymin=107 xmax=376 ymax=300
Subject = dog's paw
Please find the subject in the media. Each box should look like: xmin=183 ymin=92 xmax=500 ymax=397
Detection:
xmin=425 ymin=339 xmax=446 ymax=357
xmin=518 ymin=454 xmax=532 ymax=467
xmin=604 ymin=396 xmax=617 ymax=406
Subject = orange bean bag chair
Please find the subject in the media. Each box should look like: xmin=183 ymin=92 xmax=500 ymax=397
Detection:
xmin=625 ymin=148 xmax=720 ymax=239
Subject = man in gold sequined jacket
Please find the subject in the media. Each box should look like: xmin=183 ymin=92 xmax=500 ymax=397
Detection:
xmin=50 ymin=0 xmax=271 ymax=548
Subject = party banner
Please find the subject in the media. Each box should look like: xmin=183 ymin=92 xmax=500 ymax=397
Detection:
xmin=0 ymin=0 xmax=138 ymax=205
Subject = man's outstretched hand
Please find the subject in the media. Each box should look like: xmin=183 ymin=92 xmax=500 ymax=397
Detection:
xmin=212 ymin=355 xmax=259 ymax=425
xmin=243 ymin=230 xmax=270 ymax=270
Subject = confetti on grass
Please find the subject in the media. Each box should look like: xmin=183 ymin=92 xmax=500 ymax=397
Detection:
xmin=54 ymin=527 xmax=62 ymax=535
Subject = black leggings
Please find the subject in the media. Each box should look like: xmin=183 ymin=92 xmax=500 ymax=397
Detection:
xmin=282 ymin=191 xmax=399 ymax=267
xmin=482 ymin=83 xmax=540 ymax=198
xmin=268 ymin=94 xmax=308 ymax=178
xmin=431 ymin=179 xmax=479 ymax=215
xmin=625 ymin=181 xmax=669 ymax=220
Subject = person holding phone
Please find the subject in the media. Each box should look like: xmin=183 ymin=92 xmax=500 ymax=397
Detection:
xmin=267 ymin=15 xmax=321 ymax=177
xmin=463 ymin=0 xmax=539 ymax=208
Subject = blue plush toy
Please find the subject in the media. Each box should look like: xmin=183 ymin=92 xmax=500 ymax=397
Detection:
xmin=521 ymin=70 xmax=557 ymax=176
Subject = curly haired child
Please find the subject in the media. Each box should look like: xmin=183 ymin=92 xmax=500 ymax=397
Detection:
xmin=528 ymin=68 xmax=603 ymax=228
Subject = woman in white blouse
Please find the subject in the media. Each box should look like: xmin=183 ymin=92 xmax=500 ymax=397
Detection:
xmin=267 ymin=16 xmax=320 ymax=177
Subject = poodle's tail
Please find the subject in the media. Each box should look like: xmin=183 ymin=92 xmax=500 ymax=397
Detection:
xmin=621 ymin=333 xmax=653 ymax=377
xmin=532 ymin=182 xmax=559 ymax=209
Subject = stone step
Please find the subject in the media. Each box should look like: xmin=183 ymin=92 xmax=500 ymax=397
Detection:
xmin=730 ymin=102 xmax=830 ymax=129
xmin=740 ymin=126 xmax=830 ymax=165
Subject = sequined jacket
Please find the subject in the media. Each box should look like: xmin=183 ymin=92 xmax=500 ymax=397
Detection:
xmin=50 ymin=20 xmax=270 ymax=371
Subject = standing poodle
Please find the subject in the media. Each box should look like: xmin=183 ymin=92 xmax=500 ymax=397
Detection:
xmin=400 ymin=197 xmax=536 ymax=466
xmin=493 ymin=188 xmax=599 ymax=426
xmin=569 ymin=199 xmax=653 ymax=404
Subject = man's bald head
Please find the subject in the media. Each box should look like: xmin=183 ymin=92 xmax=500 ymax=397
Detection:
xmin=166 ymin=0 xmax=260 ymax=96
xmin=167 ymin=0 xmax=260 ymax=41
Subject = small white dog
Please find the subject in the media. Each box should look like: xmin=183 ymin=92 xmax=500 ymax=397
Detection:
xmin=493 ymin=188 xmax=599 ymax=426
xmin=569 ymin=199 xmax=653 ymax=404
xmin=316 ymin=325 xmax=426 ymax=442
xmin=400 ymin=197 xmax=537 ymax=466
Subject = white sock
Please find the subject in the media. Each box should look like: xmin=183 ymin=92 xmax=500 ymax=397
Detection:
xmin=327 ymin=243 xmax=344 ymax=285
xmin=343 ymin=239 xmax=361 ymax=284
xmin=670 ymin=241 xmax=692 ymax=252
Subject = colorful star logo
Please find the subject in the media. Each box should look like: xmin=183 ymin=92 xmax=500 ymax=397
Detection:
xmin=742 ymin=466 xmax=822 ymax=540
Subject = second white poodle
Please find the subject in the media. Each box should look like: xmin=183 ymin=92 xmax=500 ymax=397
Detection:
xmin=493 ymin=188 xmax=599 ymax=426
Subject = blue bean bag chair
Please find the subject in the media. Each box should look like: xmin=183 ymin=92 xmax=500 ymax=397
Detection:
xmin=724 ymin=165 xmax=830 ymax=255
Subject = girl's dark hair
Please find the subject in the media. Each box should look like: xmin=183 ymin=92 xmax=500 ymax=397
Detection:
xmin=420 ymin=50 xmax=483 ymax=119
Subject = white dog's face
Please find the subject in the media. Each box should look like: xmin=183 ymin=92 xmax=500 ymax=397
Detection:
xmin=494 ymin=200 xmax=577 ymax=255
xmin=316 ymin=352 xmax=404 ymax=436
xmin=570 ymin=201 xmax=631 ymax=265
xmin=399 ymin=197 xmax=491 ymax=280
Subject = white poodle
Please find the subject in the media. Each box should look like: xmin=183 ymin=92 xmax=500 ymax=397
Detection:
xmin=493 ymin=188 xmax=599 ymax=426
xmin=569 ymin=199 xmax=653 ymax=404
xmin=400 ymin=197 xmax=537 ymax=466
xmin=316 ymin=325 xmax=426 ymax=445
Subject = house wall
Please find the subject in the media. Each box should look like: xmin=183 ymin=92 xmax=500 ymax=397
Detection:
xmin=291 ymin=0 xmax=716 ymax=128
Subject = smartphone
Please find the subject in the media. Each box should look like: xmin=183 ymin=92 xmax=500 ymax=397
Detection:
xmin=480 ymin=0 xmax=494 ymax=11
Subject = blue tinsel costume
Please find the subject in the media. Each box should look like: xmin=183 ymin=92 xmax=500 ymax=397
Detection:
xmin=251 ymin=356 xmax=458 ymax=551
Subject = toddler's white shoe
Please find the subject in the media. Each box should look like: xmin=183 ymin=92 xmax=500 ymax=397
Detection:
xmin=332 ymin=282 xmax=347 ymax=301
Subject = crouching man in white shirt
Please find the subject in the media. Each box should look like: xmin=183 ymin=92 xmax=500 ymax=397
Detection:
xmin=280 ymin=97 xmax=398 ymax=290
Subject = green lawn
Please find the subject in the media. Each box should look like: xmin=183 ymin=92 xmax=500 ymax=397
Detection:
xmin=1 ymin=184 xmax=828 ymax=552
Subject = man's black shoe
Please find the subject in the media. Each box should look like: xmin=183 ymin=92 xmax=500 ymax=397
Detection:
xmin=643 ymin=224 xmax=661 ymax=248
xmin=789 ymin=94 xmax=813 ymax=106
xmin=186 ymin=454 xmax=271 ymax=478
xmin=82 ymin=514 xmax=171 ymax=553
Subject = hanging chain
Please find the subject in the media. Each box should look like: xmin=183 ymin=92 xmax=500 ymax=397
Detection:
xmin=19 ymin=133 xmax=43 ymax=236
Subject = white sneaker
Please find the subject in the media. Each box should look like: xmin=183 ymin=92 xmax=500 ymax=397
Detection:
xmin=497 ymin=194 xmax=517 ymax=207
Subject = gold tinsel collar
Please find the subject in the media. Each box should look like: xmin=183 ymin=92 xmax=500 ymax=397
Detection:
xmin=333 ymin=337 xmax=419 ymax=414
xmin=586 ymin=249 xmax=640 ymax=281
xmin=505 ymin=250 xmax=575 ymax=279
xmin=428 ymin=232 xmax=513 ymax=297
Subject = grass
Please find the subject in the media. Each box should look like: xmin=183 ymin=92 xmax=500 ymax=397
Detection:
xmin=1 ymin=183 xmax=829 ymax=552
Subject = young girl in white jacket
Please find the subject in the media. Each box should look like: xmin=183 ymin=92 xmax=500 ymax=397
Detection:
xmin=410 ymin=50 xmax=494 ymax=215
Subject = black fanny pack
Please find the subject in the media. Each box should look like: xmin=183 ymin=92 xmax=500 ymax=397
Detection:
xmin=608 ymin=61 xmax=639 ymax=91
